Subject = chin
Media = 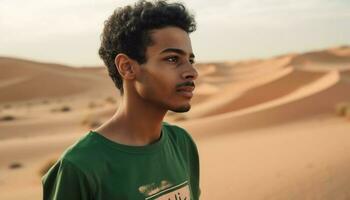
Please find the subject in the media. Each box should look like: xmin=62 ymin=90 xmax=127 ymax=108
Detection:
xmin=170 ymin=104 xmax=191 ymax=113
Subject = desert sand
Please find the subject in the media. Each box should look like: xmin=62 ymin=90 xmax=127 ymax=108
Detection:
xmin=1 ymin=46 xmax=350 ymax=199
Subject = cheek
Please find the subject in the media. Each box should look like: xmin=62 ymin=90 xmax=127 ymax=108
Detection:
xmin=152 ymin=73 xmax=176 ymax=96
xmin=136 ymin=69 xmax=177 ymax=98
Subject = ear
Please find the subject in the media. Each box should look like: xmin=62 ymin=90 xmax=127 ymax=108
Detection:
xmin=114 ymin=54 xmax=138 ymax=80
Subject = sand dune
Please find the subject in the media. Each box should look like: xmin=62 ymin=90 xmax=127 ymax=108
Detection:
xmin=0 ymin=57 xmax=115 ymax=103
xmin=228 ymin=55 xmax=292 ymax=81
xmin=188 ymin=68 xmax=327 ymax=119
xmin=287 ymin=47 xmax=350 ymax=71
xmin=180 ymin=70 xmax=350 ymax=137
xmin=187 ymin=67 xmax=294 ymax=119
xmin=1 ymin=46 xmax=350 ymax=200
xmin=290 ymin=48 xmax=350 ymax=65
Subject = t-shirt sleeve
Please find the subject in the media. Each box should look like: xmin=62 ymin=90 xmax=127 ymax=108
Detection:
xmin=42 ymin=158 xmax=93 ymax=200
xmin=176 ymin=127 xmax=201 ymax=199
xmin=186 ymin=132 xmax=201 ymax=199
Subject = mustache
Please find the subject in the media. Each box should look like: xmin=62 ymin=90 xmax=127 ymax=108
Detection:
xmin=176 ymin=81 xmax=195 ymax=88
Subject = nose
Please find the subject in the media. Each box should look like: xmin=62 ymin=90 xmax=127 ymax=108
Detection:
xmin=182 ymin=63 xmax=198 ymax=81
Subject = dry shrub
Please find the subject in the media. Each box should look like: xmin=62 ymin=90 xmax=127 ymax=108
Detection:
xmin=9 ymin=162 xmax=22 ymax=169
xmin=39 ymin=158 xmax=58 ymax=176
xmin=335 ymin=102 xmax=350 ymax=117
xmin=81 ymin=114 xmax=102 ymax=129
xmin=3 ymin=104 xmax=11 ymax=109
xmin=88 ymin=102 xmax=101 ymax=109
xmin=61 ymin=106 xmax=71 ymax=112
xmin=105 ymin=96 xmax=117 ymax=104
xmin=0 ymin=115 xmax=15 ymax=121
xmin=51 ymin=106 xmax=71 ymax=113
xmin=345 ymin=107 xmax=350 ymax=120
xmin=89 ymin=120 xmax=102 ymax=129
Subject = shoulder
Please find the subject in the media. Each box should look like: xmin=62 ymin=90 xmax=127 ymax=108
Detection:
xmin=42 ymin=133 xmax=98 ymax=189
xmin=163 ymin=121 xmax=193 ymax=140
xmin=162 ymin=122 xmax=200 ymax=192
xmin=162 ymin=121 xmax=198 ymax=153
xmin=58 ymin=132 xmax=102 ymax=172
xmin=42 ymin=149 xmax=96 ymax=199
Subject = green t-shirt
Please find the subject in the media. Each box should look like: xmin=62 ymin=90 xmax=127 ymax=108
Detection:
xmin=42 ymin=122 xmax=200 ymax=200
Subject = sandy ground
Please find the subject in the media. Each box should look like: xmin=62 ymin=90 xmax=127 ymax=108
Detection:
xmin=1 ymin=46 xmax=350 ymax=199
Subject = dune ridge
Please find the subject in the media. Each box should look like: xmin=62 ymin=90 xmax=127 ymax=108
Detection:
xmin=181 ymin=70 xmax=350 ymax=137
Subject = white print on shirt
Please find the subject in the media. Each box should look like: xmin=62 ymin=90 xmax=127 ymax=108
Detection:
xmin=144 ymin=181 xmax=190 ymax=200
xmin=139 ymin=180 xmax=173 ymax=196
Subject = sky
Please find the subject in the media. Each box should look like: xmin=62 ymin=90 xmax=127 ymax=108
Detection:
xmin=1 ymin=0 xmax=350 ymax=67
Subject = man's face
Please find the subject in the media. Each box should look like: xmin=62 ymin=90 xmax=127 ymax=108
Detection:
xmin=134 ymin=26 xmax=198 ymax=113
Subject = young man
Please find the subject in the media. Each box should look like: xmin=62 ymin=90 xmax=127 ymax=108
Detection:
xmin=42 ymin=0 xmax=200 ymax=199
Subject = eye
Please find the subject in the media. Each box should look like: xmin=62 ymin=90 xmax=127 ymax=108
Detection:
xmin=189 ymin=59 xmax=195 ymax=64
xmin=165 ymin=56 xmax=179 ymax=63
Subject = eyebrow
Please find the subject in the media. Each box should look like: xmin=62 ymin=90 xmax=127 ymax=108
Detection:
xmin=160 ymin=48 xmax=195 ymax=58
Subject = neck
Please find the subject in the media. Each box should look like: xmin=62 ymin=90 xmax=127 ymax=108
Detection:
xmin=95 ymin=89 xmax=167 ymax=146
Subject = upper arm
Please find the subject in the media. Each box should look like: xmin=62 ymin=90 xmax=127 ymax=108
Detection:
xmin=42 ymin=158 xmax=93 ymax=200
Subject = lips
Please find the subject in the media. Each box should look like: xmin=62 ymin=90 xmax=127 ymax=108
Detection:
xmin=176 ymin=86 xmax=195 ymax=98
xmin=176 ymin=86 xmax=195 ymax=92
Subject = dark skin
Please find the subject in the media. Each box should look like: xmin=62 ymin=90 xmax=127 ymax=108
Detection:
xmin=94 ymin=26 xmax=198 ymax=146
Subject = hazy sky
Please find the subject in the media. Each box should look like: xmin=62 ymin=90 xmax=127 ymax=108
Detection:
xmin=1 ymin=0 xmax=350 ymax=66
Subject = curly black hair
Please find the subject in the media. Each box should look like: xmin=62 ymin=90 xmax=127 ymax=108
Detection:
xmin=98 ymin=0 xmax=196 ymax=95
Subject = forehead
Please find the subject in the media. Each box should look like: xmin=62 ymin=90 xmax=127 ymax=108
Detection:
xmin=146 ymin=26 xmax=193 ymax=56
